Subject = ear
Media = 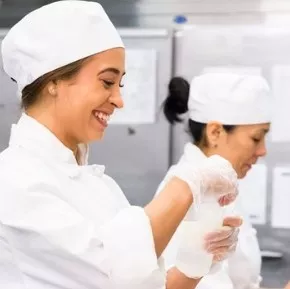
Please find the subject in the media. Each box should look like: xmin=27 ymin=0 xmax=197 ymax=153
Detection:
xmin=205 ymin=121 xmax=224 ymax=148
xmin=46 ymin=80 xmax=57 ymax=96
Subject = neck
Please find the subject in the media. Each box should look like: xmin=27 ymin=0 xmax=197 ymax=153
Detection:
xmin=197 ymin=143 xmax=215 ymax=158
xmin=25 ymin=107 xmax=78 ymax=153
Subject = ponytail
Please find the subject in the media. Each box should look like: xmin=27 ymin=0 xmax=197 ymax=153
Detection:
xmin=163 ymin=77 xmax=190 ymax=124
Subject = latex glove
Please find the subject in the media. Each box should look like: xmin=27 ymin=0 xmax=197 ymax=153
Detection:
xmin=172 ymin=154 xmax=238 ymax=206
xmin=205 ymin=216 xmax=243 ymax=263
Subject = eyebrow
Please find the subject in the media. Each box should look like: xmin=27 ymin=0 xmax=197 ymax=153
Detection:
xmin=258 ymin=128 xmax=270 ymax=135
xmin=98 ymin=68 xmax=126 ymax=76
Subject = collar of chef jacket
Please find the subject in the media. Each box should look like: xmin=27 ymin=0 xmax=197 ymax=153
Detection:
xmin=9 ymin=113 xmax=105 ymax=179
xmin=178 ymin=142 xmax=207 ymax=166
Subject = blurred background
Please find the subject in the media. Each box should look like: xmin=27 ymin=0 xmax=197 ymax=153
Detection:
xmin=0 ymin=1 xmax=290 ymax=288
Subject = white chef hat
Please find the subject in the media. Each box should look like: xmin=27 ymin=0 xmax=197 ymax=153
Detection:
xmin=1 ymin=0 xmax=124 ymax=96
xmin=188 ymin=72 xmax=272 ymax=125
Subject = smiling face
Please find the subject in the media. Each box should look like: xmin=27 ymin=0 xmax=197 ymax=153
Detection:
xmin=203 ymin=122 xmax=270 ymax=179
xmin=26 ymin=48 xmax=125 ymax=150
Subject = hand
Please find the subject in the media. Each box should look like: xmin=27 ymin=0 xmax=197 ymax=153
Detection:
xmin=204 ymin=216 xmax=242 ymax=263
xmin=285 ymin=282 xmax=290 ymax=289
xmin=199 ymin=155 xmax=238 ymax=205
xmin=172 ymin=154 xmax=238 ymax=206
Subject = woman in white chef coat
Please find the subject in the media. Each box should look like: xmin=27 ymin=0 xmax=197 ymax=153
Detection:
xmin=0 ymin=1 xmax=242 ymax=289
xmin=157 ymin=73 xmax=272 ymax=289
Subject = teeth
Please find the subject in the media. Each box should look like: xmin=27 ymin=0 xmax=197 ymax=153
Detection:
xmin=94 ymin=111 xmax=110 ymax=122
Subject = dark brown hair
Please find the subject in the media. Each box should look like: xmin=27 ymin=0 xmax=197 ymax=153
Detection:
xmin=163 ymin=76 xmax=236 ymax=147
xmin=19 ymin=57 xmax=90 ymax=109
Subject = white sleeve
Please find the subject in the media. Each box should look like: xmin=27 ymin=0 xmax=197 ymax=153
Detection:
xmin=0 ymin=184 xmax=166 ymax=288
xmin=100 ymin=206 xmax=166 ymax=287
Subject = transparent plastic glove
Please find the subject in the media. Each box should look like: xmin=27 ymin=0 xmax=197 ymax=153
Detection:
xmin=205 ymin=216 xmax=242 ymax=263
xmin=175 ymin=216 xmax=242 ymax=279
xmin=172 ymin=154 xmax=238 ymax=207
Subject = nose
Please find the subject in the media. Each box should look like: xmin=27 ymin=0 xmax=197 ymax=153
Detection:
xmin=256 ymin=141 xmax=267 ymax=157
xmin=109 ymin=88 xmax=124 ymax=109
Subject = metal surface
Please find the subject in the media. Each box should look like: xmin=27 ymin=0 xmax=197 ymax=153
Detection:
xmin=173 ymin=25 xmax=290 ymax=287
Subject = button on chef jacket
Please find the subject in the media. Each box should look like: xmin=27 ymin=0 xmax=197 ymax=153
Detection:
xmin=0 ymin=114 xmax=166 ymax=289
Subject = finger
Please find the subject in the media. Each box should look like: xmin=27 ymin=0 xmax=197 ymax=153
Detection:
xmin=212 ymin=244 xmax=237 ymax=262
xmin=205 ymin=228 xmax=239 ymax=250
xmin=218 ymin=192 xmax=237 ymax=206
xmin=207 ymin=239 xmax=238 ymax=254
xmin=205 ymin=233 xmax=238 ymax=252
xmin=204 ymin=226 xmax=235 ymax=242
xmin=206 ymin=239 xmax=238 ymax=253
xmin=213 ymin=252 xmax=230 ymax=263
xmin=223 ymin=216 xmax=243 ymax=227
xmin=218 ymin=195 xmax=230 ymax=207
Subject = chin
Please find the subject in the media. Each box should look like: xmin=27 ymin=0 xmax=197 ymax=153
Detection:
xmin=238 ymin=168 xmax=250 ymax=179
xmin=95 ymin=131 xmax=105 ymax=141
xmin=86 ymin=130 xmax=105 ymax=142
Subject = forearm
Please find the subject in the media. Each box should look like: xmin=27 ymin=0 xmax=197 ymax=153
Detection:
xmin=166 ymin=267 xmax=202 ymax=289
xmin=144 ymin=177 xmax=193 ymax=258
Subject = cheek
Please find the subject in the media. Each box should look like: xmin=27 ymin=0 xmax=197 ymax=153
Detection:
xmin=224 ymin=140 xmax=253 ymax=171
xmin=68 ymin=84 xmax=110 ymax=113
xmin=85 ymin=83 xmax=111 ymax=109
xmin=233 ymin=141 xmax=257 ymax=174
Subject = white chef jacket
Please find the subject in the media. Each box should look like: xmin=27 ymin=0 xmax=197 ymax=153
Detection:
xmin=156 ymin=143 xmax=262 ymax=289
xmin=0 ymin=114 xmax=166 ymax=289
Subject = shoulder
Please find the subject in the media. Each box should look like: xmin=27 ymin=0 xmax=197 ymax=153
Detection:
xmin=102 ymin=174 xmax=129 ymax=206
xmin=0 ymin=146 xmax=60 ymax=196
xmin=155 ymin=164 xmax=178 ymax=197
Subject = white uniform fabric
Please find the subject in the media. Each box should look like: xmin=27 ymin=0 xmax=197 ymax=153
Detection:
xmin=155 ymin=143 xmax=262 ymax=289
xmin=0 ymin=114 xmax=166 ymax=289
xmin=1 ymin=0 xmax=124 ymax=96
xmin=188 ymin=73 xmax=272 ymax=125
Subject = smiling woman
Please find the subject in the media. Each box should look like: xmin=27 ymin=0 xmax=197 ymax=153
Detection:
xmin=21 ymin=48 xmax=125 ymax=150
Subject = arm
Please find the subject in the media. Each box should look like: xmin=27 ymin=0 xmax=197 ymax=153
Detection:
xmin=145 ymin=177 xmax=193 ymax=257
xmin=164 ymin=217 xmax=241 ymax=289
xmin=77 ymin=144 xmax=194 ymax=258
xmin=0 ymin=154 xmax=237 ymax=288
xmin=0 ymin=179 xmax=193 ymax=288
xmin=146 ymin=154 xmax=238 ymax=260
xmin=166 ymin=267 xmax=201 ymax=289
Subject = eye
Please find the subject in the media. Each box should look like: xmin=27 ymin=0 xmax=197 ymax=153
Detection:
xmin=102 ymin=80 xmax=124 ymax=89
xmin=103 ymin=80 xmax=115 ymax=89
xmin=252 ymin=137 xmax=261 ymax=143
